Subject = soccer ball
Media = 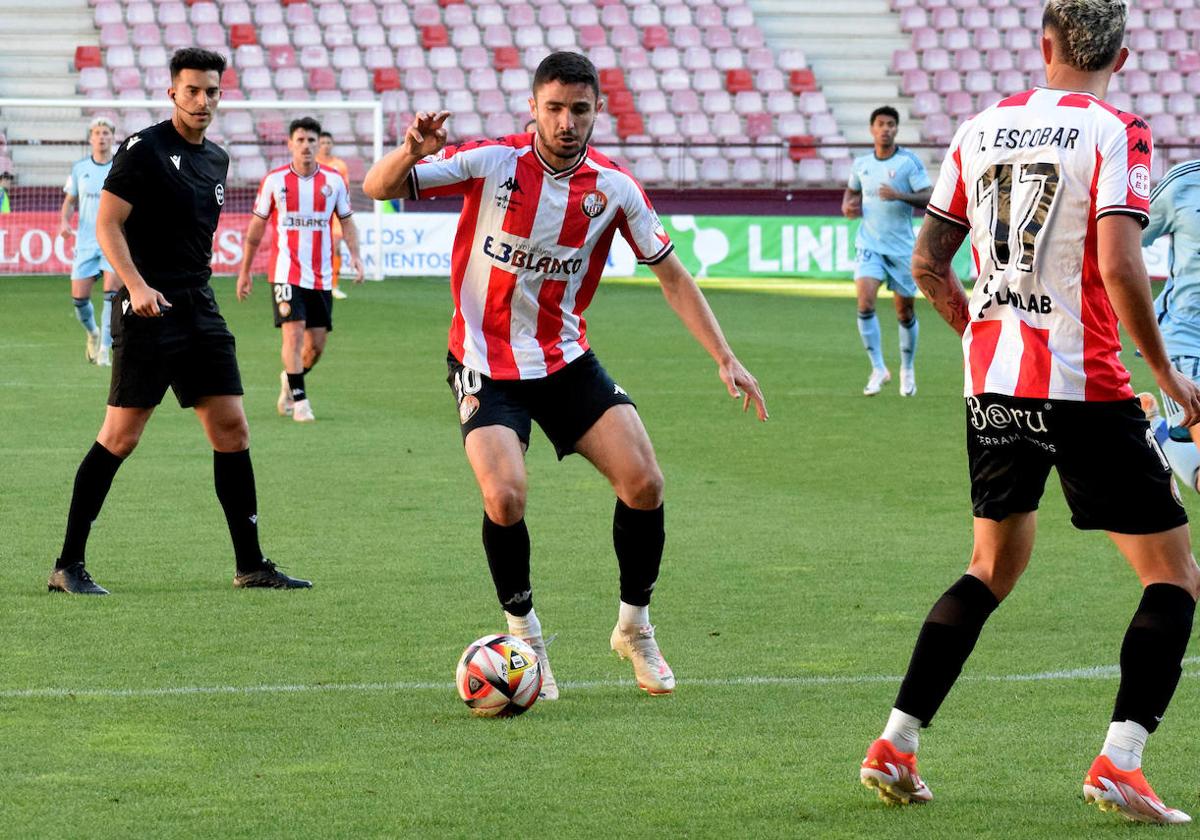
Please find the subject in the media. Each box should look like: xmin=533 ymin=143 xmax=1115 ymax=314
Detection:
xmin=455 ymin=634 xmax=543 ymax=717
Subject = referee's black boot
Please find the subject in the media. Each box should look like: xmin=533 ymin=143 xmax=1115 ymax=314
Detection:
xmin=48 ymin=562 xmax=109 ymax=595
xmin=233 ymin=560 xmax=312 ymax=590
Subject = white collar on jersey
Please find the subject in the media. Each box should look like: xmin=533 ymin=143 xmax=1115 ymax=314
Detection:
xmin=531 ymin=142 xmax=589 ymax=179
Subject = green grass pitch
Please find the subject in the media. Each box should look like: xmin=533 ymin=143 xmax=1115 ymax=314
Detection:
xmin=1 ymin=274 xmax=1197 ymax=838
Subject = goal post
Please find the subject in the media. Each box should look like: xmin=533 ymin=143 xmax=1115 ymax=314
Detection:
xmin=0 ymin=96 xmax=386 ymax=279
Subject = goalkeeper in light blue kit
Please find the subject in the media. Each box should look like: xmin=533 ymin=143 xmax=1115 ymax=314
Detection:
xmin=842 ymin=106 xmax=932 ymax=396
xmin=60 ymin=117 xmax=121 ymax=366
xmin=1139 ymin=160 xmax=1200 ymax=493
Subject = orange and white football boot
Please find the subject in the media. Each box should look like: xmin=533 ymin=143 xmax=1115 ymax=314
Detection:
xmin=860 ymin=738 xmax=933 ymax=805
xmin=1083 ymin=754 xmax=1191 ymax=824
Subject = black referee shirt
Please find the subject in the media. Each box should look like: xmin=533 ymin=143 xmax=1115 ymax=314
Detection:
xmin=103 ymin=119 xmax=229 ymax=290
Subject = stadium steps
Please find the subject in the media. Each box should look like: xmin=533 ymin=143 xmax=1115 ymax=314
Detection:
xmin=750 ymin=0 xmax=916 ymax=147
xmin=0 ymin=0 xmax=96 ymax=183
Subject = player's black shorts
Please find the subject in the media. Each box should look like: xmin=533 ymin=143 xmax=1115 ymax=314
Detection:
xmin=272 ymin=283 xmax=333 ymax=331
xmin=966 ymin=393 xmax=1187 ymax=534
xmin=445 ymin=350 xmax=636 ymax=460
xmin=108 ymin=285 xmax=243 ymax=409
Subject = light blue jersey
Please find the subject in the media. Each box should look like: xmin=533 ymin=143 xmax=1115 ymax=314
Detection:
xmin=848 ymin=147 xmax=931 ymax=257
xmin=65 ymin=155 xmax=112 ymax=254
xmin=1144 ymin=160 xmax=1200 ymax=360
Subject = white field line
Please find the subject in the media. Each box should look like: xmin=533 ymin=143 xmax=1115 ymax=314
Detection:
xmin=4 ymin=658 xmax=1199 ymax=701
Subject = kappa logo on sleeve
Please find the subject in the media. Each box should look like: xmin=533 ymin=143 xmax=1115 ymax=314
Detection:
xmin=125 ymin=135 xmax=141 ymax=150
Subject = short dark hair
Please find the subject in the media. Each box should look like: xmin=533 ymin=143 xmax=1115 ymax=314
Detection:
xmin=289 ymin=117 xmax=322 ymax=137
xmin=869 ymin=106 xmax=900 ymax=125
xmin=532 ymin=51 xmax=600 ymax=98
xmin=319 ymin=131 xmax=333 ymax=140
xmin=169 ymin=47 xmax=226 ymax=80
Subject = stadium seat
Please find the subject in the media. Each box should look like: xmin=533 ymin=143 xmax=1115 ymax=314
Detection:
xmin=468 ymin=67 xmax=498 ymax=90
xmin=788 ymin=69 xmax=817 ymax=94
xmin=219 ymin=3 xmax=249 ymax=26
xmin=493 ymin=46 xmax=520 ymax=69
xmin=797 ymin=158 xmax=828 ymax=185
xmin=910 ymin=27 xmax=939 ymax=51
xmin=330 ymin=44 xmax=361 ymax=68
xmin=892 ymin=49 xmax=919 ymax=73
xmin=130 ymin=23 xmax=159 ymax=47
xmin=745 ymin=112 xmax=773 ymax=139
xmin=79 ymin=66 xmax=109 ymax=92
xmin=242 ymin=65 xmax=271 ymax=89
xmin=508 ymin=5 xmax=536 ymax=28
xmin=421 ymin=25 xmax=449 ymax=49
xmin=75 ymin=46 xmax=102 ymax=70
xmin=229 ymin=23 xmax=256 ymax=47
xmin=787 ymin=133 xmax=817 ymax=160
xmin=734 ymin=91 xmax=764 ymax=114
xmin=428 ymin=46 xmax=458 ymax=70
xmin=190 ymin=2 xmax=219 ymax=25
xmin=922 ymin=48 xmax=950 ymax=72
xmin=300 ymin=45 xmax=330 ymax=69
xmin=253 ymin=4 xmax=282 ymax=27
xmin=267 ymin=44 xmax=296 ymax=67
xmin=476 ymin=89 xmax=505 ymax=114
xmin=395 ymin=46 xmax=426 ymax=70
xmin=725 ymin=68 xmax=753 ymax=93
xmin=407 ymin=67 xmax=435 ymax=90
xmin=94 ymin=2 xmax=123 ymax=26
xmin=196 ymin=24 xmax=225 ymax=48
xmin=607 ymin=89 xmax=635 ymax=114
xmin=766 ymin=90 xmax=795 ymax=113
xmin=643 ymin=26 xmax=671 ymax=49
xmin=260 ymin=22 xmax=289 ymax=47
xmin=616 ymin=113 xmax=645 ymax=138
xmin=485 ymin=113 xmax=517 ymax=136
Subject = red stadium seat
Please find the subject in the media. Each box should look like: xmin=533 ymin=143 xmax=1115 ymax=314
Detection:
xmin=607 ymin=89 xmax=635 ymax=115
xmin=788 ymin=136 xmax=818 ymax=161
xmin=616 ymin=113 xmax=645 ymax=138
xmin=439 ymin=0 xmax=464 ymax=6
xmin=268 ymin=45 xmax=296 ymax=68
xmin=75 ymin=46 xmax=102 ymax=70
xmin=643 ymin=25 xmax=670 ymax=49
xmin=599 ymin=68 xmax=625 ymax=91
xmin=493 ymin=46 xmax=520 ymax=69
xmin=220 ymin=67 xmax=239 ymax=90
xmin=280 ymin=0 xmax=305 ymax=5
xmin=788 ymin=69 xmax=817 ymax=94
xmin=725 ymin=69 xmax=753 ymax=93
xmin=229 ymin=23 xmax=256 ymax=47
xmin=373 ymin=68 xmax=401 ymax=93
xmin=421 ymin=25 xmax=449 ymax=49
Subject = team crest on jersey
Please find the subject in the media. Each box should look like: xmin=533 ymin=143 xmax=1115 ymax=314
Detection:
xmin=321 ymin=183 xmax=334 ymax=197
xmin=459 ymin=394 xmax=480 ymax=424
xmin=1128 ymin=164 xmax=1151 ymax=199
xmin=215 ymin=183 xmax=224 ymax=205
xmin=581 ymin=190 xmax=607 ymax=218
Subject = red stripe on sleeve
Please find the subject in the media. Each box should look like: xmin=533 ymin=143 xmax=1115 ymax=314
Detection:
xmin=312 ymin=170 xmax=326 ymax=290
xmin=482 ymin=265 xmax=519 ymax=379
xmin=997 ymin=89 xmax=1036 ymax=108
xmin=285 ymin=169 xmax=300 ymax=286
xmin=501 ymin=152 xmax=544 ymax=237
xmin=557 ymin=166 xmax=599 ymax=248
xmin=1056 ymin=93 xmax=1093 ymax=109
xmin=968 ymin=319 xmax=1002 ymax=395
xmin=1013 ymin=321 xmax=1051 ymax=398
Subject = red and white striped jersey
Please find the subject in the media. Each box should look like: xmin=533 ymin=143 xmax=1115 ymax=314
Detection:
xmin=928 ymin=87 xmax=1152 ymax=401
xmin=409 ymin=135 xmax=673 ymax=380
xmin=253 ymin=164 xmax=353 ymax=289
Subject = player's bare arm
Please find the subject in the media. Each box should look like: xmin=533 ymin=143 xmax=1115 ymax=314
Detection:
xmin=649 ymin=252 xmax=768 ymax=421
xmin=96 ymin=189 xmax=168 ymax=316
xmin=842 ymin=188 xmax=862 ymax=219
xmin=911 ymin=214 xmax=969 ymax=336
xmin=338 ymin=215 xmax=366 ymax=282
xmin=1097 ymin=214 xmax=1200 ymax=426
xmin=59 ymin=192 xmax=76 ymax=239
xmin=878 ymin=184 xmax=932 ymax=209
xmin=236 ymin=214 xmax=267 ymax=301
xmin=362 ymin=111 xmax=451 ymax=201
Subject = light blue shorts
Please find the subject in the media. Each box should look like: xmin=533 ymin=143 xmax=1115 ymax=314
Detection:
xmin=71 ymin=245 xmax=112 ymax=280
xmin=856 ymin=249 xmax=917 ymax=298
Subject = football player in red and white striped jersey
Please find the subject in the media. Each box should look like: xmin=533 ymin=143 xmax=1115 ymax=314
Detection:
xmin=237 ymin=117 xmax=364 ymax=422
xmin=365 ymin=52 xmax=766 ymax=699
xmin=861 ymin=0 xmax=1200 ymax=823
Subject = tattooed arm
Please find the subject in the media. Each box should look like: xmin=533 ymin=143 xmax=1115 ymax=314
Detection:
xmin=912 ymin=214 xmax=970 ymax=336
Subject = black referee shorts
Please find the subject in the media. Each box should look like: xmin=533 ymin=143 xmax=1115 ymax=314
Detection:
xmin=966 ymin=393 xmax=1187 ymax=535
xmin=446 ymin=350 xmax=636 ymax=460
xmin=108 ymin=285 xmax=243 ymax=409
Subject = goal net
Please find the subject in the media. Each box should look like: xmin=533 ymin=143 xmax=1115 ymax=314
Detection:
xmin=0 ymin=96 xmax=385 ymax=278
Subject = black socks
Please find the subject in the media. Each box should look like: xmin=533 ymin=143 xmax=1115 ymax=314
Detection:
xmin=1113 ymin=583 xmax=1196 ymax=733
xmin=482 ymin=515 xmax=532 ymax=616
xmin=214 ymin=449 xmax=266 ymax=573
xmin=58 ymin=442 xmax=124 ymax=567
xmin=895 ymin=574 xmax=1000 ymax=725
xmin=613 ymin=500 xmax=665 ymax=607
xmin=286 ymin=372 xmax=306 ymax=403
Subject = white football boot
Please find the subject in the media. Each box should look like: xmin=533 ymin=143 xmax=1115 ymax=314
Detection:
xmin=86 ymin=327 xmax=101 ymax=363
xmin=96 ymin=345 xmax=111 ymax=367
xmin=899 ymin=367 xmax=916 ymax=397
xmin=331 ymin=286 xmax=348 ymax=300
xmin=863 ymin=367 xmax=891 ymax=396
xmin=522 ymin=634 xmax=559 ymax=700
xmin=292 ymin=398 xmax=316 ymax=423
xmin=611 ymin=623 xmax=675 ymax=695
xmin=277 ymin=370 xmax=294 ymax=416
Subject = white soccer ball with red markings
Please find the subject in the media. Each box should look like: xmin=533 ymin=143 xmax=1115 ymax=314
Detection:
xmin=456 ymin=634 xmax=543 ymax=717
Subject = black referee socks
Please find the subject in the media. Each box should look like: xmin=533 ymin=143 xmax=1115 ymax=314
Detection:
xmin=213 ymin=449 xmax=267 ymax=573
xmin=57 ymin=442 xmax=124 ymax=567
xmin=614 ymin=500 xmax=665 ymax=607
xmin=482 ymin=515 xmax=533 ymax=616
xmin=894 ymin=573 xmax=1000 ymax=725
xmin=1113 ymin=582 xmax=1196 ymax=733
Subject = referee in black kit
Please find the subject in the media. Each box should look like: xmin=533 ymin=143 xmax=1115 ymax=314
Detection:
xmin=47 ymin=48 xmax=311 ymax=594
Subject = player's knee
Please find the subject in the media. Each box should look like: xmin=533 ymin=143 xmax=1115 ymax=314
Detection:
xmin=211 ymin=415 xmax=250 ymax=451
xmin=620 ymin=466 xmax=664 ymax=509
xmin=98 ymin=427 xmax=141 ymax=458
xmin=483 ymin=485 xmax=526 ymax=525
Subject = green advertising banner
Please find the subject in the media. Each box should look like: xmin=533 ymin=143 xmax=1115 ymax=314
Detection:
xmin=632 ymin=215 xmax=973 ymax=280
